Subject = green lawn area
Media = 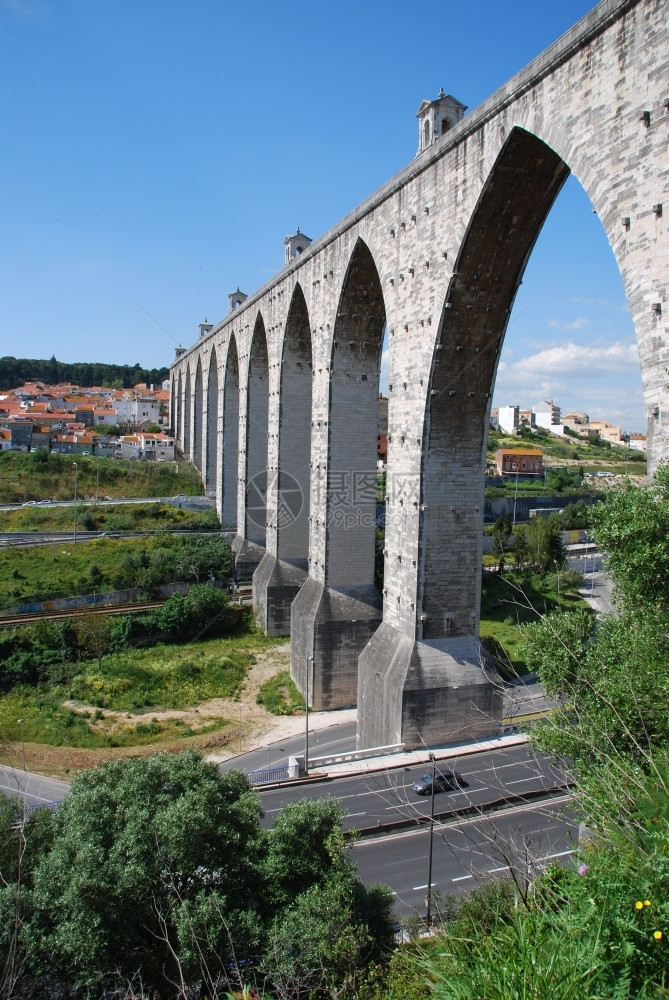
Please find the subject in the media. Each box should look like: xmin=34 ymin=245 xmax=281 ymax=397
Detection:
xmin=0 ymin=501 xmax=219 ymax=534
xmin=0 ymin=531 xmax=229 ymax=609
xmin=0 ymin=450 xmax=203 ymax=505
xmin=0 ymin=630 xmax=283 ymax=749
xmin=256 ymin=669 xmax=305 ymax=715
xmin=479 ymin=571 xmax=588 ymax=677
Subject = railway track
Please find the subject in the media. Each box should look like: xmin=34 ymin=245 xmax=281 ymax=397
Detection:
xmin=0 ymin=601 xmax=165 ymax=627
xmin=0 ymin=592 xmax=254 ymax=628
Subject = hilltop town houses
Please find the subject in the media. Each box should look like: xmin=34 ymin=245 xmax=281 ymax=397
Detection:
xmin=492 ymin=400 xmax=646 ymax=452
xmin=0 ymin=381 xmax=174 ymax=460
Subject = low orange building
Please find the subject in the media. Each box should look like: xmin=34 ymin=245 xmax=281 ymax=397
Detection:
xmin=495 ymin=448 xmax=543 ymax=478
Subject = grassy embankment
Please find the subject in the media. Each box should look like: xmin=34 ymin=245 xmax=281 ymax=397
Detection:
xmin=0 ymin=449 xmax=203 ymax=505
xmin=0 ymin=523 xmax=290 ymax=761
xmin=0 ymin=530 xmax=223 ymax=608
xmin=0 ymin=501 xmax=219 ymax=536
xmin=0 ymin=628 xmax=284 ymax=755
xmin=479 ymin=570 xmax=588 ymax=676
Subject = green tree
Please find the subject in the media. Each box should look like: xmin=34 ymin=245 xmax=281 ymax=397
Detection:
xmin=588 ymin=464 xmax=669 ymax=611
xmin=31 ymin=754 xmax=264 ymax=997
xmin=173 ymin=534 xmax=233 ymax=584
xmin=74 ymin=610 xmax=113 ymax=669
xmin=522 ymin=466 xmax=669 ymax=800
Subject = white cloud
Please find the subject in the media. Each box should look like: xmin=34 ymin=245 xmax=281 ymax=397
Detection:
xmin=547 ymin=317 xmax=590 ymax=331
xmin=509 ymin=340 xmax=638 ymax=381
xmin=493 ymin=340 xmax=644 ymax=431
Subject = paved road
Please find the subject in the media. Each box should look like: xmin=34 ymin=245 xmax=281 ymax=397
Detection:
xmin=254 ymin=744 xmax=569 ymax=832
xmin=220 ymin=721 xmax=358 ymax=775
xmin=568 ymin=550 xmax=614 ymax=614
xmin=0 ymin=765 xmax=70 ymax=808
xmin=354 ymin=796 xmax=578 ymax=916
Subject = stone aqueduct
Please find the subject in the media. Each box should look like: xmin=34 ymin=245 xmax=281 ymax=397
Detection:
xmin=170 ymin=0 xmax=668 ymax=750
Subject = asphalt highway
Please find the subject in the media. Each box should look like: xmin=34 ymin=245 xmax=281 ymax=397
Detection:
xmin=354 ymin=795 xmax=578 ymax=916
xmin=254 ymin=743 xmax=570 ymax=832
xmin=0 ymin=765 xmax=70 ymax=808
xmin=220 ymin=720 xmax=358 ymax=775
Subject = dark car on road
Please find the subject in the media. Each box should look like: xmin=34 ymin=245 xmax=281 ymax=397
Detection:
xmin=412 ymin=770 xmax=465 ymax=795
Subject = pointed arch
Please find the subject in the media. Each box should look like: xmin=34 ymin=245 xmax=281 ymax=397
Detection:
xmin=246 ymin=314 xmax=269 ymax=547
xmin=192 ymin=357 xmax=203 ymax=471
xmin=183 ymin=363 xmax=192 ymax=457
xmin=175 ymin=371 xmax=183 ymax=447
xmin=418 ymin=127 xmax=570 ymax=639
xmin=276 ymin=283 xmax=312 ymax=568
xmin=222 ymin=337 xmax=239 ymax=529
xmin=205 ymin=346 xmax=219 ymax=496
xmin=326 ymin=238 xmax=386 ymax=589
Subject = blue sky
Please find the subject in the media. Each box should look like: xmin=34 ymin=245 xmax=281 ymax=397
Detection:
xmin=0 ymin=0 xmax=643 ymax=431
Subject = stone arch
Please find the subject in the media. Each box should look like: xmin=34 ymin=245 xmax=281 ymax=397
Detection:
xmin=183 ymin=363 xmax=191 ymax=457
xmin=170 ymin=378 xmax=176 ymax=434
xmin=221 ymin=337 xmax=239 ymax=530
xmin=253 ymin=284 xmax=313 ymax=637
xmin=326 ymin=237 xmax=386 ymax=589
xmin=277 ymin=283 xmax=312 ymax=567
xmin=205 ymin=346 xmax=219 ymax=496
xmin=175 ymin=372 xmax=182 ymax=446
xmin=291 ymin=238 xmax=386 ymax=712
xmin=192 ymin=357 xmax=203 ymax=471
xmin=418 ymin=126 xmax=571 ymax=641
xmin=246 ymin=314 xmax=269 ymax=548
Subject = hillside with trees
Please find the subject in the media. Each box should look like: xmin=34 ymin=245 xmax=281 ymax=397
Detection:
xmin=0 ymin=356 xmax=169 ymax=391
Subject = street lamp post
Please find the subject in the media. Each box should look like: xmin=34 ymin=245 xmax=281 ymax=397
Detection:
xmin=95 ymin=455 xmax=100 ymax=504
xmin=426 ymin=752 xmax=436 ymax=929
xmin=239 ymin=702 xmax=244 ymax=753
xmin=17 ymin=718 xmax=26 ymax=771
xmin=73 ymin=462 xmax=78 ymax=544
xmin=305 ymin=655 xmax=313 ymax=776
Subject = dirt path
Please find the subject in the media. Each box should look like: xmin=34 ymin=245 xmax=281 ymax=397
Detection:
xmin=2 ymin=642 xmax=356 ymax=780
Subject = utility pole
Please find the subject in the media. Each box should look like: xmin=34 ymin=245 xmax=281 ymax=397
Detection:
xmin=17 ymin=718 xmax=26 ymax=771
xmin=305 ymin=655 xmax=313 ymax=776
xmin=426 ymin=752 xmax=436 ymax=929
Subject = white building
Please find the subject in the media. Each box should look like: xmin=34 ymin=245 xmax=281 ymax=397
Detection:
xmin=498 ymin=405 xmax=520 ymax=435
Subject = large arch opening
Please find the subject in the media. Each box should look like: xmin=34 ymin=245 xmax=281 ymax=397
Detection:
xmin=246 ymin=314 xmax=269 ymax=549
xmin=221 ymin=337 xmax=239 ymax=530
xmin=292 ymin=238 xmax=387 ymax=711
xmin=205 ymin=346 xmax=219 ymax=496
xmin=183 ymin=363 xmax=191 ymax=458
xmin=192 ymin=358 xmax=203 ymax=472
xmin=253 ymin=285 xmax=313 ymax=637
xmin=170 ymin=378 xmax=176 ymax=435
xmin=277 ymin=285 xmax=312 ymax=569
xmin=419 ymin=127 xmax=571 ymax=641
xmin=359 ymin=125 xmax=650 ymax=751
xmin=326 ymin=238 xmax=386 ymax=590
xmin=175 ymin=372 xmax=182 ymax=448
